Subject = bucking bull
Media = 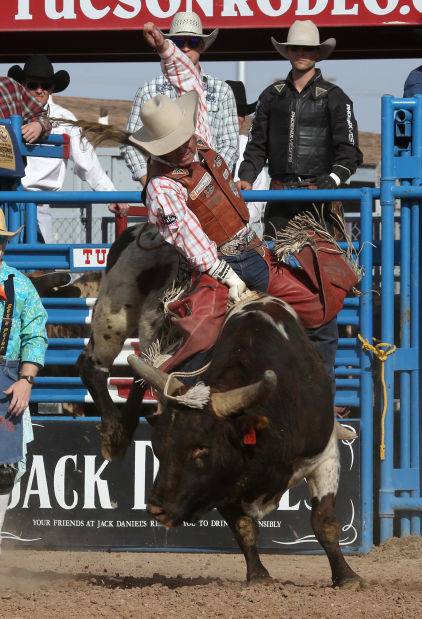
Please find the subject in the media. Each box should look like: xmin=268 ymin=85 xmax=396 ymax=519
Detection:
xmin=76 ymin=223 xmax=362 ymax=587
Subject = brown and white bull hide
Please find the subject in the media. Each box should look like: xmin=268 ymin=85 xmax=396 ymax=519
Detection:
xmin=128 ymin=294 xmax=362 ymax=588
xmin=77 ymin=224 xmax=189 ymax=456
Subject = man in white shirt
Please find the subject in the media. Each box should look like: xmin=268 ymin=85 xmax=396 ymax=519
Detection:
xmin=8 ymin=55 xmax=129 ymax=242
xmin=226 ymin=80 xmax=268 ymax=239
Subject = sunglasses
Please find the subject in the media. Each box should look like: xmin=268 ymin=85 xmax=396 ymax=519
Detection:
xmin=26 ymin=81 xmax=53 ymax=91
xmin=288 ymin=45 xmax=317 ymax=52
xmin=171 ymin=37 xmax=202 ymax=50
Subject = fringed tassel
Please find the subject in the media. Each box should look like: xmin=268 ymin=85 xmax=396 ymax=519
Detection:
xmin=272 ymin=211 xmax=364 ymax=286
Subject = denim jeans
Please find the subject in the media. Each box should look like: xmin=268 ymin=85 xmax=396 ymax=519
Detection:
xmin=0 ymin=360 xmax=22 ymax=466
xmin=226 ymin=249 xmax=269 ymax=292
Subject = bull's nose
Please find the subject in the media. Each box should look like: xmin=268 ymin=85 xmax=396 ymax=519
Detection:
xmin=148 ymin=503 xmax=166 ymax=517
xmin=147 ymin=502 xmax=171 ymax=525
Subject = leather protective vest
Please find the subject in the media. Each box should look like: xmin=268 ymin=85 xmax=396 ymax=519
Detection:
xmin=269 ymin=78 xmax=336 ymax=179
xmin=145 ymin=140 xmax=250 ymax=247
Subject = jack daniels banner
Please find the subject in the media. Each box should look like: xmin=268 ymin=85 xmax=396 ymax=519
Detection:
xmin=3 ymin=418 xmax=361 ymax=552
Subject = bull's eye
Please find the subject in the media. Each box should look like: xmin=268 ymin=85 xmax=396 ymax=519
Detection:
xmin=192 ymin=446 xmax=209 ymax=459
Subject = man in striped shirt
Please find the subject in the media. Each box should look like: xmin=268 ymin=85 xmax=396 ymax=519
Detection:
xmin=0 ymin=76 xmax=51 ymax=142
xmin=136 ymin=23 xmax=355 ymax=331
xmin=121 ymin=11 xmax=238 ymax=186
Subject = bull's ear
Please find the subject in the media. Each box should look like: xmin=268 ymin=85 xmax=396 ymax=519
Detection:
xmin=231 ymin=414 xmax=269 ymax=445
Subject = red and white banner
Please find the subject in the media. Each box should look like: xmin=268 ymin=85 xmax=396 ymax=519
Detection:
xmin=4 ymin=1 xmax=422 ymax=32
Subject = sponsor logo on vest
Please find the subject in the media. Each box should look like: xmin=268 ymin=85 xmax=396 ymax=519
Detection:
xmin=203 ymin=183 xmax=215 ymax=198
xmin=171 ymin=168 xmax=188 ymax=176
xmin=229 ymin=180 xmax=239 ymax=197
xmin=190 ymin=172 xmax=212 ymax=200
xmin=223 ymin=169 xmax=229 ymax=179
xmin=160 ymin=214 xmax=177 ymax=226
xmin=288 ymin=111 xmax=296 ymax=164
xmin=213 ymin=155 xmax=223 ymax=168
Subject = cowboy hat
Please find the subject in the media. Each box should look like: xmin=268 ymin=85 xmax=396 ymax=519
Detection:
xmin=0 ymin=209 xmax=23 ymax=238
xmin=129 ymin=91 xmax=199 ymax=157
xmin=226 ymin=80 xmax=257 ymax=116
xmin=161 ymin=11 xmax=219 ymax=51
xmin=271 ymin=20 xmax=336 ymax=61
xmin=8 ymin=54 xmax=70 ymax=93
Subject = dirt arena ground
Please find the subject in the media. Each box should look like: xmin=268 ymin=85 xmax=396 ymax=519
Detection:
xmin=0 ymin=535 xmax=421 ymax=618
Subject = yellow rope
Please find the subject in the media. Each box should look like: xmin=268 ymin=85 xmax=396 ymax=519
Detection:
xmin=358 ymin=334 xmax=397 ymax=460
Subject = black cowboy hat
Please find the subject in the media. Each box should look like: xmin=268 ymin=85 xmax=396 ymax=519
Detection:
xmin=226 ymin=80 xmax=257 ymax=117
xmin=8 ymin=54 xmax=70 ymax=93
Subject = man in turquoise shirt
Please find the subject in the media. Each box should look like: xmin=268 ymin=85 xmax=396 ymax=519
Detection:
xmin=0 ymin=210 xmax=48 ymax=552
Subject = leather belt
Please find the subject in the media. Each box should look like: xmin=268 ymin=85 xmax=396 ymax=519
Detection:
xmin=218 ymin=229 xmax=265 ymax=257
xmin=270 ymin=178 xmax=317 ymax=190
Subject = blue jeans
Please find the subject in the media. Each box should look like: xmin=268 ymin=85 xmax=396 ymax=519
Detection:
xmin=0 ymin=360 xmax=22 ymax=466
xmin=226 ymin=249 xmax=269 ymax=292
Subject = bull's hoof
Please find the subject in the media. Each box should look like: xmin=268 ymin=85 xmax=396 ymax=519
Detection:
xmin=247 ymin=575 xmax=273 ymax=586
xmin=335 ymin=574 xmax=365 ymax=590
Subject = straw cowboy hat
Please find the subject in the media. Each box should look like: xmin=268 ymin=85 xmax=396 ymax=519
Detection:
xmin=271 ymin=20 xmax=336 ymax=61
xmin=226 ymin=80 xmax=257 ymax=116
xmin=0 ymin=209 xmax=23 ymax=238
xmin=129 ymin=91 xmax=199 ymax=157
xmin=161 ymin=11 xmax=219 ymax=51
xmin=8 ymin=54 xmax=70 ymax=93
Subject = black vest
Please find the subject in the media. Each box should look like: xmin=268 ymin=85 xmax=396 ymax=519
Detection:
xmin=268 ymin=77 xmax=336 ymax=179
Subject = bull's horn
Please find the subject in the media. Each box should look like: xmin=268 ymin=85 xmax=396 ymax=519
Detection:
xmin=211 ymin=370 xmax=277 ymax=418
xmin=127 ymin=354 xmax=184 ymax=396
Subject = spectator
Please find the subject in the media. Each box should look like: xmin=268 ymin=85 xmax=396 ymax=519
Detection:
xmin=227 ymin=80 xmax=267 ymax=239
xmin=403 ymin=65 xmax=422 ymax=97
xmin=237 ymin=20 xmax=363 ymax=401
xmin=0 ymin=73 xmax=51 ymax=143
xmin=8 ymin=55 xmax=129 ymax=243
xmin=238 ymin=19 xmax=362 ymax=236
xmin=0 ymin=210 xmax=48 ymax=551
xmin=121 ymin=11 xmax=239 ymax=186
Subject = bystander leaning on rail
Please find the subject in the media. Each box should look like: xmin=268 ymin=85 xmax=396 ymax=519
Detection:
xmin=0 ymin=211 xmax=48 ymax=551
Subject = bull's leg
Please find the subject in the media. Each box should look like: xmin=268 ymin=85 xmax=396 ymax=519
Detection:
xmin=306 ymin=433 xmax=362 ymax=588
xmin=77 ymin=286 xmax=141 ymax=461
xmin=218 ymin=503 xmax=270 ymax=583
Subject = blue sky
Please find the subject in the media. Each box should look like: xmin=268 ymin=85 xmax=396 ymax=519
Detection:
xmin=1 ymin=57 xmax=420 ymax=133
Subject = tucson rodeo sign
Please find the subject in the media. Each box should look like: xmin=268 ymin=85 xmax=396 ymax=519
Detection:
xmin=5 ymin=1 xmax=422 ymax=30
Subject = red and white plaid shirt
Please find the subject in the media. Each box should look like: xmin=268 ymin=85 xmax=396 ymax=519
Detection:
xmin=0 ymin=77 xmax=51 ymax=136
xmin=145 ymin=42 xmax=218 ymax=272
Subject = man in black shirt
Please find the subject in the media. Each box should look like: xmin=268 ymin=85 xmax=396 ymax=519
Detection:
xmin=238 ymin=20 xmax=362 ymax=407
xmin=238 ymin=19 xmax=362 ymax=235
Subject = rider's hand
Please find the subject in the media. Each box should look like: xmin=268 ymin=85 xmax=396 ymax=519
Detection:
xmin=143 ymin=22 xmax=167 ymax=54
xmin=21 ymin=121 xmax=43 ymax=143
xmin=208 ymin=259 xmax=250 ymax=304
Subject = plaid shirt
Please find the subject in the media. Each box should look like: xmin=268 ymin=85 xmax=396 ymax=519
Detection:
xmin=145 ymin=42 xmax=220 ymax=272
xmin=0 ymin=77 xmax=51 ymax=136
xmin=0 ymin=262 xmax=48 ymax=366
xmin=121 ymin=62 xmax=238 ymax=181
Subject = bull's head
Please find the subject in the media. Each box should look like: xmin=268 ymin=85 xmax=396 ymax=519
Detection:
xmin=127 ymin=354 xmax=277 ymax=527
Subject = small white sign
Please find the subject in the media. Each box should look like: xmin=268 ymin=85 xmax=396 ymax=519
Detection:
xmin=72 ymin=247 xmax=109 ymax=269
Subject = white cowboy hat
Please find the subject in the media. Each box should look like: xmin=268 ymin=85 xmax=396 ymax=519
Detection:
xmin=271 ymin=20 xmax=336 ymax=61
xmin=129 ymin=91 xmax=199 ymax=157
xmin=0 ymin=209 xmax=23 ymax=238
xmin=161 ymin=11 xmax=219 ymax=51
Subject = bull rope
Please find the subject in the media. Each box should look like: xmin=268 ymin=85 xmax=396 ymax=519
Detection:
xmin=164 ymin=362 xmax=212 ymax=409
xmin=358 ymin=334 xmax=397 ymax=460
